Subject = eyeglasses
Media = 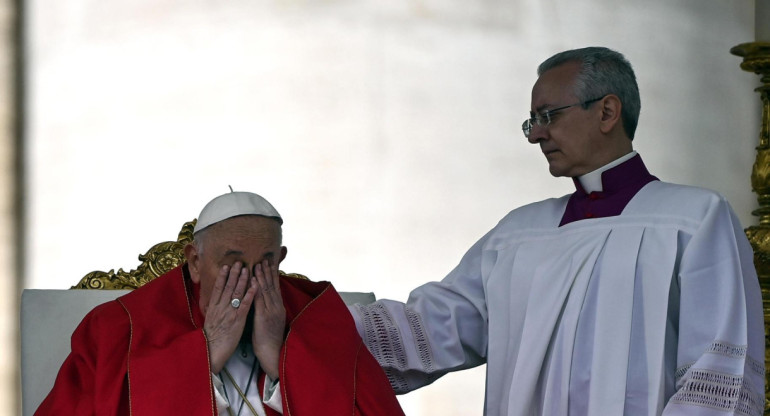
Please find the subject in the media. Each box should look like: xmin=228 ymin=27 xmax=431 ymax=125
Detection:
xmin=521 ymin=96 xmax=605 ymax=138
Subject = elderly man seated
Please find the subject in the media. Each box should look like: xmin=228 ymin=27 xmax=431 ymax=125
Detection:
xmin=37 ymin=192 xmax=404 ymax=416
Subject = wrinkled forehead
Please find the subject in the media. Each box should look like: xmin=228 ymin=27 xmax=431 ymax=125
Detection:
xmin=199 ymin=215 xmax=282 ymax=249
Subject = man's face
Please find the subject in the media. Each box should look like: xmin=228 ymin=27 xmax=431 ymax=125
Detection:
xmin=529 ymin=61 xmax=604 ymax=177
xmin=185 ymin=215 xmax=287 ymax=316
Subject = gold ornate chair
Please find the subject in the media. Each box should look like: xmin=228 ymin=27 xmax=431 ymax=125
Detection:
xmin=20 ymin=219 xmax=375 ymax=415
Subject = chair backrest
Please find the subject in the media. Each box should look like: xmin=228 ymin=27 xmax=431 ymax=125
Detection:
xmin=20 ymin=289 xmax=131 ymax=414
xmin=20 ymin=219 xmax=375 ymax=416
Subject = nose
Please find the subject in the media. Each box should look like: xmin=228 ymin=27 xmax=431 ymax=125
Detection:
xmin=527 ymin=123 xmax=548 ymax=144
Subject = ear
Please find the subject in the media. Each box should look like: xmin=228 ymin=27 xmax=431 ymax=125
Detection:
xmin=598 ymin=94 xmax=622 ymax=135
xmin=277 ymin=246 xmax=288 ymax=265
xmin=184 ymin=243 xmax=202 ymax=284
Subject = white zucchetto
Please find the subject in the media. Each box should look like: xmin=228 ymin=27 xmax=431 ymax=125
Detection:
xmin=194 ymin=191 xmax=283 ymax=234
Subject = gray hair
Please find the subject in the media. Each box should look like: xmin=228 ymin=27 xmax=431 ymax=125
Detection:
xmin=192 ymin=227 xmax=210 ymax=256
xmin=537 ymin=47 xmax=641 ymax=140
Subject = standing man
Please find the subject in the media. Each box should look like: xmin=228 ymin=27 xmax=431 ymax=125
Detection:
xmin=38 ymin=191 xmax=404 ymax=415
xmin=349 ymin=47 xmax=765 ymax=415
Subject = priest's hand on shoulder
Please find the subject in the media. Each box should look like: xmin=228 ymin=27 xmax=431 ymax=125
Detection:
xmin=203 ymin=262 xmax=258 ymax=374
xmin=252 ymin=258 xmax=286 ymax=381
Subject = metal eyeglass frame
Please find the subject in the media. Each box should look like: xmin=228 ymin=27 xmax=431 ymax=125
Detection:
xmin=521 ymin=95 xmax=606 ymax=138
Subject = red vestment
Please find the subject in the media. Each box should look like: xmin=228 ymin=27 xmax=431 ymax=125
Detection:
xmin=36 ymin=265 xmax=404 ymax=416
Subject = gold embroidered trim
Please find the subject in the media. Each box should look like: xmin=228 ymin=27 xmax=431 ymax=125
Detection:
xmin=351 ymin=342 xmax=361 ymax=416
xmin=200 ymin=329 xmax=216 ymax=416
xmin=281 ymin=328 xmax=291 ymax=416
xmin=181 ymin=270 xmax=198 ymax=329
xmin=116 ymin=298 xmax=134 ymax=416
xmin=281 ymin=283 xmax=333 ymax=416
xmin=287 ymin=284 xmax=331 ymax=327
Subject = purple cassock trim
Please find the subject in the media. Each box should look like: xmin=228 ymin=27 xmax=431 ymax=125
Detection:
xmin=559 ymin=154 xmax=659 ymax=227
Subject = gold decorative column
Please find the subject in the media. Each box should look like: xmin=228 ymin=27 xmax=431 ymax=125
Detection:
xmin=731 ymin=41 xmax=770 ymax=412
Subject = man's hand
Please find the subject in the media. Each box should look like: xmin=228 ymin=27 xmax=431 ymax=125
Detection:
xmin=251 ymin=259 xmax=286 ymax=381
xmin=203 ymin=262 xmax=257 ymax=374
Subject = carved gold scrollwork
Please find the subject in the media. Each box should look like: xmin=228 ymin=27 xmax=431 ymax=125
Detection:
xmin=746 ymin=227 xmax=770 ymax=278
xmin=745 ymin=226 xmax=770 ymax=412
xmin=732 ymin=41 xmax=770 ymax=412
xmin=72 ymin=220 xmax=197 ymax=289
xmin=72 ymin=219 xmax=306 ymax=290
xmin=753 ymin=150 xmax=770 ymax=198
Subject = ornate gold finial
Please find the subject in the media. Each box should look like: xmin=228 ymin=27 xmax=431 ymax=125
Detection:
xmin=731 ymin=41 xmax=770 ymax=412
xmin=71 ymin=220 xmax=197 ymax=289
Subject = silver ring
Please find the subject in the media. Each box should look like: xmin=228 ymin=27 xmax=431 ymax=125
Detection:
xmin=230 ymin=298 xmax=241 ymax=309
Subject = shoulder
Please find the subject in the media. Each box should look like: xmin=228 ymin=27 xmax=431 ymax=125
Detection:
xmin=630 ymin=181 xmax=731 ymax=221
xmin=120 ymin=266 xmax=184 ymax=302
xmin=497 ymin=195 xmax=570 ymax=229
xmin=72 ymin=299 xmax=131 ymax=345
xmin=465 ymin=195 xmax=570 ymax=250
xmin=642 ymin=181 xmax=725 ymax=202
xmin=84 ymin=299 xmax=130 ymax=324
xmin=118 ymin=266 xmax=192 ymax=321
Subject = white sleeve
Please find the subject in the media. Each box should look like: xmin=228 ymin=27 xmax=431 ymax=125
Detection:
xmin=662 ymin=198 xmax=765 ymax=415
xmin=262 ymin=376 xmax=283 ymax=413
xmin=350 ymin=229 xmax=492 ymax=393
xmin=211 ymin=373 xmax=230 ymax=415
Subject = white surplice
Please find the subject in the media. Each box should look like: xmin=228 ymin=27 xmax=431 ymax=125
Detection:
xmin=351 ymin=181 xmax=765 ymax=415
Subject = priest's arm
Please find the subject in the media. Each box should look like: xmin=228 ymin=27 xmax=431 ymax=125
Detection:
xmin=661 ymin=196 xmax=765 ymax=415
xmin=349 ymin=230 xmax=492 ymax=393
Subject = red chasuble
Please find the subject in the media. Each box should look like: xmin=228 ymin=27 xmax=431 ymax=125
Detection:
xmin=37 ymin=265 xmax=404 ymax=416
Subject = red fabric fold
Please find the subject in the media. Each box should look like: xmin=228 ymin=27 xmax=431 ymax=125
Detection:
xmin=37 ymin=265 xmax=403 ymax=416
